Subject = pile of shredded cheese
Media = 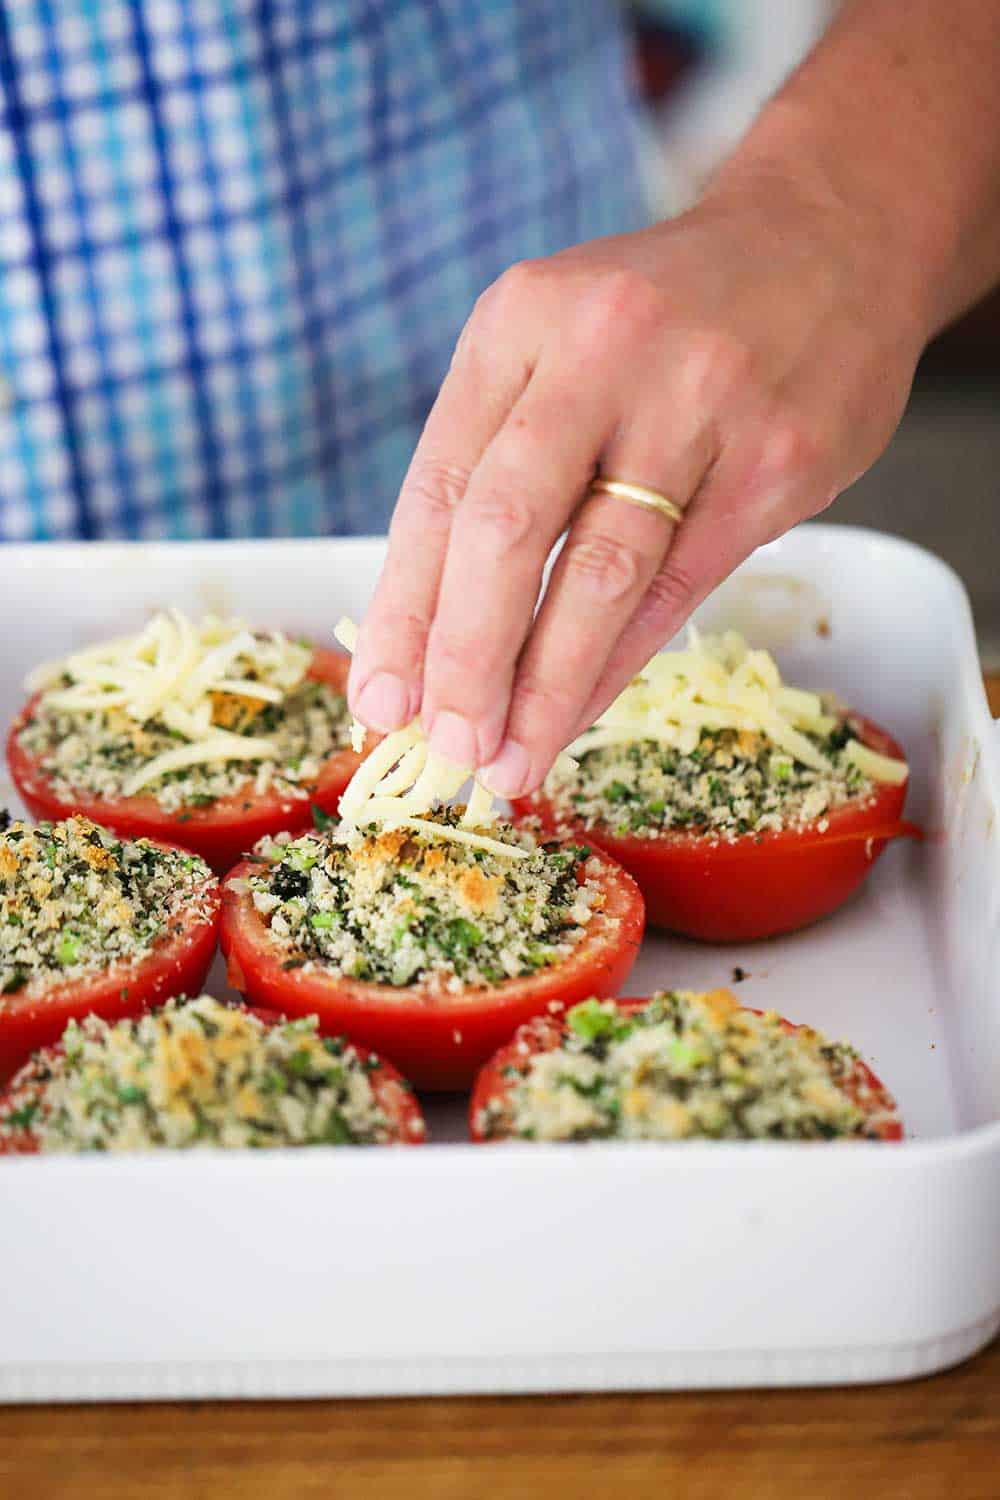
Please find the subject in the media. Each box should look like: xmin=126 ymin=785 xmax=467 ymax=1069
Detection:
xmin=28 ymin=611 xmax=313 ymax=796
xmin=333 ymin=619 xmax=905 ymax=861
xmin=334 ymin=618 xmax=535 ymax=861
xmin=565 ymin=628 xmax=908 ymax=786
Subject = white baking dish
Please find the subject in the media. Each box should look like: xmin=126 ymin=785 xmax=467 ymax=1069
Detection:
xmin=1 ymin=524 xmax=997 ymax=1401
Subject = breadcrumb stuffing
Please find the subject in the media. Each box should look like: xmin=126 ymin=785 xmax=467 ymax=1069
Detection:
xmin=541 ymin=719 xmax=874 ymax=842
xmin=249 ymin=811 xmax=602 ymax=993
xmin=478 ymin=990 xmax=900 ymax=1142
xmin=0 ymin=815 xmax=215 ymax=1000
xmin=20 ymin=676 xmax=351 ymax=814
xmin=0 ymin=995 xmax=412 ymax=1151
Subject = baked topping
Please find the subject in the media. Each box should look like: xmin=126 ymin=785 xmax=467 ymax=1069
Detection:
xmin=478 ymin=990 xmax=900 ymax=1142
xmin=19 ymin=612 xmax=351 ymax=812
xmin=0 ymin=815 xmax=215 ymax=998
xmin=247 ymin=814 xmax=603 ymax=992
xmin=540 ymin=631 xmax=907 ymax=841
xmin=0 ymin=995 xmax=416 ymax=1151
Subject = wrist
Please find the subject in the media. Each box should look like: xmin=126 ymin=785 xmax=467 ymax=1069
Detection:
xmin=705 ymin=96 xmax=950 ymax=354
xmin=706 ymin=0 xmax=1000 ymax=342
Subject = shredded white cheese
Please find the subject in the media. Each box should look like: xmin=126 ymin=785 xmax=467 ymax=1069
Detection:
xmin=28 ymin=611 xmax=314 ymax=794
xmin=334 ymin=616 xmax=532 ymax=859
xmin=567 ymin=627 xmax=908 ymax=785
xmin=844 ymin=739 xmax=909 ymax=786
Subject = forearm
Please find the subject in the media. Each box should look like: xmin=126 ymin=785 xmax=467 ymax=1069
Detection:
xmin=711 ymin=0 xmax=1000 ymax=340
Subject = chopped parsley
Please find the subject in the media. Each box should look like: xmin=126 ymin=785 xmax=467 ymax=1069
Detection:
xmin=478 ymin=990 xmax=900 ymax=1142
xmin=19 ymin=675 xmax=352 ymax=814
xmin=248 ymin=812 xmax=604 ymax=993
xmin=0 ymin=816 xmax=215 ymax=997
xmin=542 ymin=721 xmax=873 ymax=841
xmin=0 ymin=996 xmax=416 ymax=1151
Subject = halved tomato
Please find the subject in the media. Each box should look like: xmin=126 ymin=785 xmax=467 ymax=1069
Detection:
xmin=7 ymin=648 xmax=366 ymax=875
xmin=220 ymin=843 xmax=645 ymax=1091
xmin=0 ymin=844 xmax=220 ymax=1083
xmin=514 ymin=715 xmax=920 ymax=942
xmin=0 ymin=1003 xmax=425 ymax=1153
xmin=470 ymin=997 xmax=903 ymax=1142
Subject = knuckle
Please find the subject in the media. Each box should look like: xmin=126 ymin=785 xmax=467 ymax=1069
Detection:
xmin=563 ymin=531 xmax=644 ymax=605
xmin=494 ymin=258 xmax=549 ymax=308
xmin=373 ymin=606 xmax=429 ymax=662
xmin=678 ymin=330 xmax=754 ymax=409
xmin=638 ymin=558 xmax=698 ymax=630
xmin=401 ymin=457 xmax=472 ymax=523
xmin=579 ymin=269 xmax=662 ymax=345
xmin=468 ymin=483 xmax=538 ymax=552
xmin=473 ymin=261 xmax=548 ymax=336
xmin=353 ymin=602 xmax=429 ymax=688
xmin=510 ymin=669 xmax=577 ymax=730
xmin=759 ymin=413 xmax=823 ymax=483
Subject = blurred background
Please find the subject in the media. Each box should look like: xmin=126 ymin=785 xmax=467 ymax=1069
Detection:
xmin=628 ymin=0 xmax=1000 ymax=665
xmin=1 ymin=3 xmax=995 ymax=663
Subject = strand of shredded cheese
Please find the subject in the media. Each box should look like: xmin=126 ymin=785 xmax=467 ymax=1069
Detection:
xmin=565 ymin=626 xmax=908 ymax=784
xmin=334 ymin=618 xmax=524 ymax=858
xmin=122 ymin=731 xmax=283 ymax=797
xmin=28 ymin=611 xmax=314 ymax=787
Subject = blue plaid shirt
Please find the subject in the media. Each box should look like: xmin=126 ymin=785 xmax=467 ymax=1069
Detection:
xmin=0 ymin=2 xmax=647 ymax=541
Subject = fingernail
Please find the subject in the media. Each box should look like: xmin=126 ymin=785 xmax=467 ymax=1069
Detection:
xmin=428 ymin=710 xmax=480 ymax=767
xmin=481 ymin=740 xmax=532 ymax=799
xmin=354 ymin=672 xmax=412 ymax=732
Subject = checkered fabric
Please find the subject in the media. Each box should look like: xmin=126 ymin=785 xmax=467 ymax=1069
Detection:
xmin=0 ymin=1 xmax=647 ymax=541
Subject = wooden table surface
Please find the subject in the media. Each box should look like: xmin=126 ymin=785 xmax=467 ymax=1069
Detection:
xmin=4 ymin=678 xmax=999 ymax=1500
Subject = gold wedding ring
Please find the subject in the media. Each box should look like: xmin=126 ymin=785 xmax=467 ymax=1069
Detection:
xmin=587 ymin=477 xmax=683 ymax=525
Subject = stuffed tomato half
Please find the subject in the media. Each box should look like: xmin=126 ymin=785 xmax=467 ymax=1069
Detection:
xmin=0 ymin=994 xmax=425 ymax=1153
xmin=0 ymin=815 xmax=219 ymax=1081
xmin=470 ymin=990 xmax=903 ymax=1143
xmin=515 ymin=631 xmax=918 ymax=942
xmin=221 ymin=813 xmax=645 ymax=1091
xmin=9 ymin=612 xmax=369 ymax=874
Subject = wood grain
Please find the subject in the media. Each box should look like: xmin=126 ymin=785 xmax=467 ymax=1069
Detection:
xmin=3 ymin=676 xmax=998 ymax=1500
xmin=2 ymin=1339 xmax=999 ymax=1500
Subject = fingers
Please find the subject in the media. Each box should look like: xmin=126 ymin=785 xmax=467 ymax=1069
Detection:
xmin=574 ymin=414 xmax=839 ymax=737
xmin=477 ymin=407 xmax=716 ymax=796
xmin=348 ymin=319 xmax=531 ymax=732
xmin=355 ymin=258 xmax=671 ymax=756
xmin=418 ymin=370 xmax=619 ymax=768
xmin=354 ymin=238 xmax=842 ymax=802
xmin=477 ymin=498 xmax=673 ymax=795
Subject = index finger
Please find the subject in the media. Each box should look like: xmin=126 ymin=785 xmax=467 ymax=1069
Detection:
xmin=348 ymin=335 xmax=529 ymax=732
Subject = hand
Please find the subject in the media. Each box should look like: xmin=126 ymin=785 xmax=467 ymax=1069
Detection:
xmin=348 ymin=165 xmax=928 ymax=797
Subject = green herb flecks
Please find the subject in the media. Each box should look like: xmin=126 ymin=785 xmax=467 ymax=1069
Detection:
xmin=249 ymin=814 xmax=600 ymax=992
xmin=545 ymin=721 xmax=873 ymax=841
xmin=0 ymin=995 xmax=415 ymax=1153
xmin=480 ymin=992 xmax=896 ymax=1144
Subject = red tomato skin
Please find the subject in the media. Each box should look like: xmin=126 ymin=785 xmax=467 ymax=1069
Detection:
xmin=7 ymin=648 xmax=365 ymax=875
xmin=0 ymin=856 xmax=220 ymax=1084
xmin=469 ymin=998 xmax=904 ymax=1143
xmin=219 ymin=846 xmax=645 ymax=1091
xmin=0 ymin=1003 xmax=425 ymax=1154
xmin=513 ymin=715 xmax=919 ymax=943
